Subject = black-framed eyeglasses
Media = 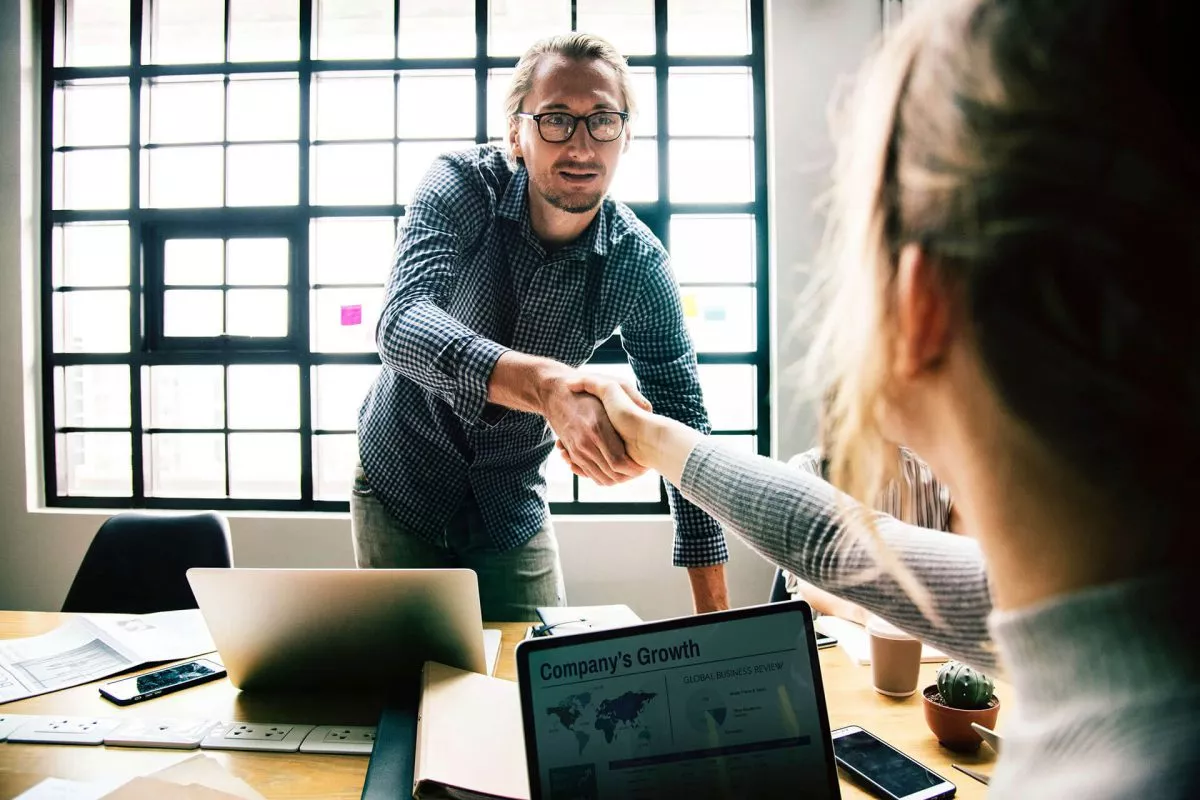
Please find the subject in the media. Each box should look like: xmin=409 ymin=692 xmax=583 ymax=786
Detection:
xmin=514 ymin=111 xmax=629 ymax=143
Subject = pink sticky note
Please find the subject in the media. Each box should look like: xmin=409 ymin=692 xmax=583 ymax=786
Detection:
xmin=340 ymin=304 xmax=362 ymax=326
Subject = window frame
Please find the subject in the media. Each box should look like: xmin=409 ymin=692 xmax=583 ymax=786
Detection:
xmin=40 ymin=0 xmax=770 ymax=515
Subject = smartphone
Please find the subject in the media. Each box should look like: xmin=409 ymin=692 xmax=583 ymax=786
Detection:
xmin=99 ymin=658 xmax=226 ymax=706
xmin=831 ymin=725 xmax=956 ymax=800
xmin=816 ymin=631 xmax=838 ymax=649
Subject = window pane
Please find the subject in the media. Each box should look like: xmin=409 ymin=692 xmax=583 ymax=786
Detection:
xmin=397 ymin=142 xmax=471 ymax=204
xmin=228 ymin=0 xmax=299 ymax=62
xmin=146 ymin=433 xmax=225 ymax=497
xmin=489 ymin=0 xmax=570 ymax=57
xmin=316 ymin=0 xmax=394 ymax=59
xmin=311 ymin=217 xmax=395 ymax=286
xmin=397 ymin=72 xmax=476 ymax=138
xmin=165 ymin=238 xmax=223 ymax=285
xmin=629 ymin=69 xmax=655 ymax=137
xmin=56 ymin=80 xmax=129 ymax=147
xmin=59 ymin=432 xmax=131 ymax=496
xmin=150 ymin=0 xmax=225 ymax=64
xmin=144 ymin=146 xmax=224 ymax=208
xmin=681 ymin=286 xmax=756 ymax=352
xmin=577 ymin=0 xmax=656 ymax=56
xmin=146 ymin=77 xmax=224 ymax=144
xmin=145 ymin=365 xmax=224 ymax=428
xmin=577 ymin=469 xmax=662 ymax=502
xmin=712 ymin=433 xmax=756 ymax=454
xmin=56 ymin=365 xmax=131 ymax=428
xmin=670 ymin=68 xmax=752 ymax=137
xmin=65 ymin=0 xmax=130 ymax=67
xmin=698 ymin=364 xmax=755 ymax=430
xmin=311 ymin=287 xmax=384 ymax=352
xmin=312 ymin=143 xmax=394 ymax=205
xmin=315 ymin=434 xmax=358 ymax=500
xmin=55 ymin=223 xmax=129 ymax=288
xmin=227 ymin=76 xmax=300 ymax=141
xmin=546 ymin=448 xmax=574 ymax=502
xmin=487 ymin=69 xmax=514 ymax=140
xmin=229 ymin=433 xmax=300 ymax=498
xmin=227 ymin=144 xmax=298 ymax=206
xmin=669 ymin=139 xmax=753 ymax=203
xmin=228 ymin=365 xmax=299 ymax=429
xmin=55 ymin=149 xmax=129 ymax=210
xmin=609 ymin=138 xmax=657 ymax=203
xmin=398 ymin=0 xmax=474 ymax=58
xmin=313 ymin=364 xmax=378 ymax=430
xmin=227 ymin=289 xmax=289 ymax=337
xmin=667 ymin=0 xmax=750 ymax=55
xmin=164 ymin=289 xmax=223 ymax=336
xmin=669 ymin=215 xmax=754 ymax=284
xmin=53 ymin=290 xmax=130 ymax=353
xmin=228 ymin=238 xmax=290 ymax=285
xmin=314 ymin=73 xmax=394 ymax=141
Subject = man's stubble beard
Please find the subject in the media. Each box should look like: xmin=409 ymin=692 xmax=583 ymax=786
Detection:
xmin=534 ymin=176 xmax=604 ymax=215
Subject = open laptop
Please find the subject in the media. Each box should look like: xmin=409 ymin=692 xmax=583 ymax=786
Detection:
xmin=187 ymin=568 xmax=486 ymax=691
xmin=515 ymin=600 xmax=840 ymax=799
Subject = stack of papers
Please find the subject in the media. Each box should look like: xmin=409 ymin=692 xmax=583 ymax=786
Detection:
xmin=0 ymin=610 xmax=217 ymax=704
xmin=16 ymin=754 xmax=264 ymax=799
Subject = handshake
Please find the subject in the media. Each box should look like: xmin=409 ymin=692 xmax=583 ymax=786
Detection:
xmin=543 ymin=371 xmax=658 ymax=487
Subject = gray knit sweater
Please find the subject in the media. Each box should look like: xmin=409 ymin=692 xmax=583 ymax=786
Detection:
xmin=680 ymin=440 xmax=1200 ymax=798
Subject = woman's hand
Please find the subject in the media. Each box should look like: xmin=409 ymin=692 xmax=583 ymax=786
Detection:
xmin=562 ymin=375 xmax=656 ymax=466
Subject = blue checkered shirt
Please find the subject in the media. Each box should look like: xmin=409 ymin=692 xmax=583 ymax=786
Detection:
xmin=358 ymin=144 xmax=727 ymax=567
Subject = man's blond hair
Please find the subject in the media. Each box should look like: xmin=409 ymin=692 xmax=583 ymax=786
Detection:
xmin=505 ymin=33 xmax=637 ymax=162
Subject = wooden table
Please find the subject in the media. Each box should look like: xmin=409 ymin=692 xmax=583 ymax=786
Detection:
xmin=0 ymin=612 xmax=999 ymax=798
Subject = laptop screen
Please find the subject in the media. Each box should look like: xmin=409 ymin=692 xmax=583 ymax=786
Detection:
xmin=516 ymin=602 xmax=839 ymax=800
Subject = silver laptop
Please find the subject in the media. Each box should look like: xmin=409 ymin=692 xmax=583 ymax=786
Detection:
xmin=187 ymin=568 xmax=485 ymax=691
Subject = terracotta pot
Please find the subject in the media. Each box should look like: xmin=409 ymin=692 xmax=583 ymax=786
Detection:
xmin=922 ymin=684 xmax=1000 ymax=753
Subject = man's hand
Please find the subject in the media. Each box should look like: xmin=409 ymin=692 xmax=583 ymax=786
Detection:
xmin=539 ymin=374 xmax=653 ymax=486
xmin=561 ymin=374 xmax=657 ymax=466
xmin=688 ymin=565 xmax=730 ymax=613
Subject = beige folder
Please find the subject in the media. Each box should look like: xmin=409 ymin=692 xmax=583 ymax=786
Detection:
xmin=413 ymin=661 xmax=531 ymax=800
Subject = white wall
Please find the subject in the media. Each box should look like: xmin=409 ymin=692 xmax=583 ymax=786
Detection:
xmin=0 ymin=0 xmax=880 ymax=616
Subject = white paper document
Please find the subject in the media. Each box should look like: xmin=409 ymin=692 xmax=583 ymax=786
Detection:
xmin=814 ymin=616 xmax=948 ymax=665
xmin=0 ymin=610 xmax=216 ymax=704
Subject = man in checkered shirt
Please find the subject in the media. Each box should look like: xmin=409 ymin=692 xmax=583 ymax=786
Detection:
xmin=353 ymin=33 xmax=729 ymax=621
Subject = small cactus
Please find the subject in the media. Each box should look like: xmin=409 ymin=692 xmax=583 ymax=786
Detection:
xmin=935 ymin=661 xmax=994 ymax=710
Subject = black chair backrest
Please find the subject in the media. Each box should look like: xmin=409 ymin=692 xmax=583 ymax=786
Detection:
xmin=768 ymin=567 xmax=792 ymax=604
xmin=62 ymin=511 xmax=233 ymax=614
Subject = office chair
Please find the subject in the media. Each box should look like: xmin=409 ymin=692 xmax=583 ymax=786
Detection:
xmin=768 ymin=567 xmax=792 ymax=603
xmin=61 ymin=511 xmax=233 ymax=614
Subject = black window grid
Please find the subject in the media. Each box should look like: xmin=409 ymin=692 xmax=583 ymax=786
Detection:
xmin=40 ymin=0 xmax=770 ymax=515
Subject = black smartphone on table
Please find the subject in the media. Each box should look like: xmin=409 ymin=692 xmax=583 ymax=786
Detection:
xmin=99 ymin=658 xmax=226 ymax=706
xmin=831 ymin=725 xmax=956 ymax=799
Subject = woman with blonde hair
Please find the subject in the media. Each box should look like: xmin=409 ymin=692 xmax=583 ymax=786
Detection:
xmin=568 ymin=0 xmax=1200 ymax=794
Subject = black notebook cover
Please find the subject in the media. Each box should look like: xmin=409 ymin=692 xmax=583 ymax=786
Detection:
xmin=361 ymin=680 xmax=420 ymax=800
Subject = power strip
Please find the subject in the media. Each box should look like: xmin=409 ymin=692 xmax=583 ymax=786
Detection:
xmin=1 ymin=716 xmax=374 ymax=756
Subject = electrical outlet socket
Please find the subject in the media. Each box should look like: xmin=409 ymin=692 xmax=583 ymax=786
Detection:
xmin=0 ymin=714 xmax=35 ymax=742
xmin=104 ymin=718 xmax=219 ymax=749
xmin=299 ymin=725 xmax=376 ymax=755
xmin=199 ymin=721 xmax=314 ymax=752
xmin=7 ymin=716 xmax=122 ymax=745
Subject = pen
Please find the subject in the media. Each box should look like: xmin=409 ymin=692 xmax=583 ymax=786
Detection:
xmin=951 ymin=763 xmax=991 ymax=786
